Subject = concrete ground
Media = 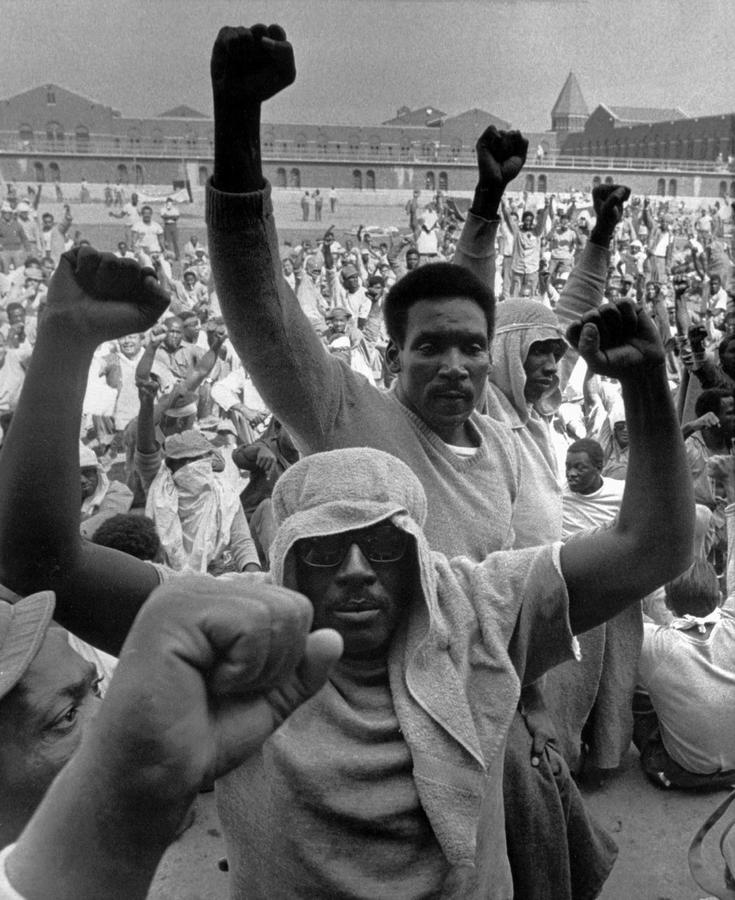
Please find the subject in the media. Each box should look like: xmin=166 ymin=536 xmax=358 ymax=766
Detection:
xmin=52 ymin=194 xmax=731 ymax=899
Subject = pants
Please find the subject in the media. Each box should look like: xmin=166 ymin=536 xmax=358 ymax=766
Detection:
xmin=163 ymin=223 xmax=180 ymax=260
xmin=502 ymin=256 xmax=513 ymax=298
xmin=510 ymin=271 xmax=538 ymax=297
xmin=314 ymin=204 xmax=322 ymax=221
xmin=0 ymin=250 xmax=23 ymax=273
xmin=548 ymin=257 xmax=573 ymax=280
xmin=647 ymin=255 xmax=667 ymax=285
xmin=330 ymin=198 xmax=336 ymax=213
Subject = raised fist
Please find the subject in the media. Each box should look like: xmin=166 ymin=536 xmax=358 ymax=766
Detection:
xmin=46 ymin=247 xmax=170 ymax=346
xmin=475 ymin=127 xmax=528 ymax=192
xmin=211 ymin=23 xmax=296 ymax=109
xmin=592 ymin=184 xmax=631 ymax=232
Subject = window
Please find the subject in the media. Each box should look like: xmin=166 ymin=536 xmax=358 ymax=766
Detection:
xmin=186 ymin=132 xmax=198 ymax=149
xmin=48 ymin=162 xmax=61 ymax=182
xmin=450 ymin=138 xmax=462 ymax=159
xmin=366 ymin=169 xmax=376 ymax=190
xmin=46 ymin=88 xmax=56 ymax=105
xmin=317 ymin=135 xmax=328 ymax=156
xmin=128 ymin=128 xmax=141 ymax=147
xmin=348 ymin=134 xmax=360 ymax=154
xmin=730 ymin=181 xmax=735 ymax=200
xmin=289 ymin=168 xmax=301 ymax=188
xmin=275 ymin=167 xmax=287 ymax=187
xmin=19 ymin=125 xmax=33 ymax=145
xmin=198 ymin=165 xmax=209 ymax=186
xmin=295 ymin=133 xmax=307 ymax=152
xmin=117 ymin=163 xmax=129 ymax=184
xmin=400 ymin=139 xmax=412 ymax=158
xmin=537 ymin=174 xmax=547 ymax=193
xmin=668 ymin=179 xmax=677 ymax=197
xmin=438 ymin=171 xmax=448 ymax=192
xmin=720 ymin=181 xmax=728 ymax=197
xmin=151 ymin=129 xmax=164 ymax=146
xmin=422 ymin=142 xmax=435 ymax=161
xmin=134 ymin=164 xmax=144 ymax=185
xmin=657 ymin=178 xmax=666 ymax=195
xmin=46 ymin=121 xmax=64 ymax=144
xmin=369 ymin=136 xmax=380 ymax=155
xmin=33 ymin=161 xmax=45 ymax=182
xmin=353 ymin=169 xmax=362 ymax=190
xmin=75 ymin=125 xmax=89 ymax=153
xmin=425 ymin=171 xmax=435 ymax=191
xmin=524 ymin=174 xmax=535 ymax=192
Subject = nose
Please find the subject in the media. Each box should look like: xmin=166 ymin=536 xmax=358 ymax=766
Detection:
xmin=334 ymin=543 xmax=377 ymax=585
xmin=438 ymin=348 xmax=468 ymax=377
xmin=540 ymin=352 xmax=558 ymax=374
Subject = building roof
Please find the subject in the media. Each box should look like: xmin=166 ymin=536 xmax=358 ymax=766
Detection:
xmin=442 ymin=108 xmax=512 ymax=133
xmin=551 ymin=72 xmax=588 ymax=119
xmin=607 ymin=105 xmax=688 ymax=125
xmin=158 ymin=104 xmax=208 ymax=119
xmin=381 ymin=105 xmax=447 ymax=127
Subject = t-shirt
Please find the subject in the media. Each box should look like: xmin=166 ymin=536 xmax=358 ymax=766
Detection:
xmin=131 ymin=220 xmax=164 ymax=253
xmin=562 ymin=476 xmax=624 ymax=540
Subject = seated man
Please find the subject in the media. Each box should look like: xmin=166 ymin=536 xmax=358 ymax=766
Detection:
xmin=0 ymin=239 xmax=693 ymax=897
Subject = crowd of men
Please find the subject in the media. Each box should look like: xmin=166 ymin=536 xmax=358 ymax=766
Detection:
xmin=0 ymin=20 xmax=732 ymax=900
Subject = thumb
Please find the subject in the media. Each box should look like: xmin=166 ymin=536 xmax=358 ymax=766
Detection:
xmin=266 ymin=628 xmax=342 ymax=725
xmin=576 ymin=321 xmax=604 ymax=367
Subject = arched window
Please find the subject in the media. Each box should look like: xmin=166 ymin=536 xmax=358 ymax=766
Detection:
xmin=657 ymin=178 xmax=666 ymax=195
xmin=19 ymin=125 xmax=33 ymax=145
xmin=366 ymin=170 xmax=376 ymax=190
xmin=592 ymin=176 xmax=602 ymax=188
xmin=134 ymin=164 xmax=144 ymax=185
xmin=730 ymin=181 xmax=735 ymax=199
xmin=438 ymin=171 xmax=449 ymax=192
xmin=198 ymin=165 xmax=209 ymax=186
xmin=275 ymin=167 xmax=287 ymax=188
xmin=720 ymin=180 xmax=728 ymax=197
xmin=537 ymin=174 xmax=547 ymax=193
xmin=33 ymin=161 xmax=45 ymax=182
xmin=668 ymin=179 xmax=677 ymax=197
xmin=289 ymin=168 xmax=301 ymax=188
xmin=524 ymin=174 xmax=535 ymax=192
xmin=75 ymin=125 xmax=89 ymax=153
xmin=353 ymin=169 xmax=362 ymax=190
xmin=117 ymin=163 xmax=129 ymax=184
xmin=425 ymin=171 xmax=436 ymax=191
xmin=48 ymin=162 xmax=61 ymax=182
xmin=46 ymin=121 xmax=64 ymax=144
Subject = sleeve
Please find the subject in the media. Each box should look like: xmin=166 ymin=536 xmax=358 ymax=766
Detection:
xmin=453 ymin=211 xmax=499 ymax=290
xmin=135 ymin=446 xmax=164 ymax=492
xmin=0 ymin=846 xmax=26 ymax=900
xmin=554 ymin=240 xmax=610 ymax=333
xmin=724 ymin=503 xmax=735 ymax=611
xmin=228 ymin=507 xmax=261 ymax=571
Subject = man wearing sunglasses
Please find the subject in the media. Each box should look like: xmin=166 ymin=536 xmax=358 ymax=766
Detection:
xmin=0 ymin=240 xmax=693 ymax=897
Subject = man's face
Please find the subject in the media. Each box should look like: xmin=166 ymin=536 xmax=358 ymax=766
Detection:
xmin=141 ymin=207 xmax=152 ymax=224
xmin=0 ymin=628 xmax=102 ymax=822
xmin=718 ymin=396 xmax=735 ymax=442
xmin=565 ymin=451 xmax=602 ymax=495
xmin=523 ymin=339 xmax=565 ymax=404
xmin=282 ymin=259 xmax=294 ymax=277
xmin=294 ymin=521 xmax=413 ymax=660
xmin=162 ymin=412 xmax=196 ymax=436
xmin=645 ymin=283 xmax=658 ymax=301
xmin=711 ymin=276 xmax=722 ymax=294
xmin=519 ymin=285 xmax=533 ymax=300
xmin=557 ymin=216 xmax=570 ymax=232
xmin=118 ymin=333 xmax=142 ymax=359
xmin=80 ymin=465 xmax=99 ymax=501
xmin=613 ymin=421 xmax=629 ymax=450
xmin=521 ymin=213 xmax=534 ymax=232
xmin=117 ymin=242 xmax=128 ymax=255
xmin=406 ymin=250 xmax=419 ymax=271
xmin=164 ymin=320 xmax=184 ymax=351
xmin=343 ymin=272 xmax=360 ymax=294
xmin=182 ymin=316 xmax=200 ymax=343
xmin=183 ymin=272 xmax=197 ymax=290
xmin=41 ymin=215 xmax=53 ymax=232
xmin=328 ymin=311 xmax=349 ymax=334
xmin=7 ymin=307 xmax=25 ymax=327
xmin=721 ymin=342 xmax=735 ymax=377
xmin=388 ymin=297 xmax=490 ymax=444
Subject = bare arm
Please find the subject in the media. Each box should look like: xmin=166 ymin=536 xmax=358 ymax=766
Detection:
xmin=561 ymin=302 xmax=694 ymax=633
xmin=0 ymin=249 xmax=169 ymax=654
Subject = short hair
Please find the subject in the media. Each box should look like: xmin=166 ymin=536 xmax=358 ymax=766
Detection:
xmin=718 ymin=333 xmax=735 ymax=359
xmin=567 ymin=438 xmax=604 ymax=469
xmin=6 ymin=302 xmax=23 ymax=317
xmin=91 ymin=514 xmax=161 ymax=561
xmin=164 ymin=315 xmax=183 ymax=329
xmin=383 ymin=262 xmax=495 ymax=346
xmin=694 ymin=388 xmax=732 ymax=419
xmin=141 ymin=204 xmax=153 ymax=214
xmin=664 ymin=557 xmax=720 ymax=617
xmin=180 ymin=311 xmax=199 ymax=324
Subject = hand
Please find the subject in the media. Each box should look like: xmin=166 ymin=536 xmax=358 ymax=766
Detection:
xmin=248 ymin=410 xmax=268 ymax=428
xmin=475 ymin=127 xmax=528 ymax=193
xmin=673 ymin=273 xmax=689 ymax=296
xmin=149 ymin=324 xmax=168 ymax=346
xmin=211 ymin=23 xmax=295 ymax=110
xmin=591 ymin=184 xmax=631 ymax=239
xmin=86 ymin=577 xmax=342 ymax=804
xmin=688 ymin=324 xmax=708 ymax=352
xmin=45 ymin=247 xmax=169 ymax=347
xmin=566 ymin=300 xmax=664 ymax=380
xmin=136 ymin=376 xmax=160 ymax=400
xmin=692 ymin=411 xmax=721 ymax=432
xmin=255 ymin=444 xmax=277 ymax=476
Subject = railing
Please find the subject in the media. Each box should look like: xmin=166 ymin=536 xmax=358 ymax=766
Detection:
xmin=1 ymin=133 xmax=733 ymax=175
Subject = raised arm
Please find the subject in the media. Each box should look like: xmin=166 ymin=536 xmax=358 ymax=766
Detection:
xmin=208 ymin=24 xmax=342 ymax=448
xmin=561 ymin=301 xmax=694 ymax=633
xmin=453 ymin=126 xmax=528 ymax=289
xmin=0 ymin=249 xmax=169 ymax=654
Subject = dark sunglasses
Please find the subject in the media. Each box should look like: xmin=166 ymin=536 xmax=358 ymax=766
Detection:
xmin=295 ymin=523 xmax=409 ymax=568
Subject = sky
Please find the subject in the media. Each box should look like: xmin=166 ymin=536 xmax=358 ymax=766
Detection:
xmin=2 ymin=0 xmax=734 ymax=132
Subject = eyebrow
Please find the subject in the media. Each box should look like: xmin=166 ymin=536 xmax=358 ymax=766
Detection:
xmin=57 ymin=661 xmax=99 ymax=704
xmin=410 ymin=328 xmax=488 ymax=345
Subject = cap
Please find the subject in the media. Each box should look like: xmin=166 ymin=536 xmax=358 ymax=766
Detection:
xmin=325 ymin=306 xmax=352 ymax=320
xmin=340 ymin=264 xmax=358 ymax=279
xmin=162 ymin=384 xmax=199 ymax=419
xmin=15 ymin=201 xmax=30 ymax=213
xmin=198 ymin=415 xmax=238 ymax=436
xmin=630 ymin=239 xmax=643 ymax=249
xmin=622 ymin=273 xmax=635 ymax=284
xmin=0 ymin=590 xmax=55 ymax=701
xmin=0 ymin=203 xmax=12 ymax=213
xmin=24 ymin=263 xmax=43 ymax=280
xmin=163 ymin=429 xmax=214 ymax=459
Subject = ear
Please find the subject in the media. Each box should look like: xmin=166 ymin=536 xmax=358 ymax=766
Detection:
xmin=385 ymin=339 xmax=402 ymax=374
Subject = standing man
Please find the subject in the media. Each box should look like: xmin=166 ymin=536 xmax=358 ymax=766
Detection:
xmin=160 ymin=197 xmax=181 ymax=260
xmin=130 ymin=205 xmax=164 ymax=264
xmin=502 ymin=201 xmax=548 ymax=297
xmin=329 ymin=184 xmax=337 ymax=213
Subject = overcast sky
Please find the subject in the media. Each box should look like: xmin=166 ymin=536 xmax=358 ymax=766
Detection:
xmin=2 ymin=0 xmax=733 ymax=132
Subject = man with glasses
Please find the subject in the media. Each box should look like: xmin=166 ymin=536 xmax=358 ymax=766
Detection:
xmin=0 ymin=237 xmax=694 ymax=897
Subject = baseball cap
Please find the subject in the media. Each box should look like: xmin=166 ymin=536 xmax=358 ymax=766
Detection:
xmin=163 ymin=430 xmax=214 ymax=459
xmin=341 ymin=264 xmax=358 ymax=279
xmin=0 ymin=590 xmax=55 ymax=701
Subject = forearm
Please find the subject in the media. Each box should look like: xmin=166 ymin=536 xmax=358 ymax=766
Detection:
xmin=453 ymin=211 xmax=499 ymax=290
xmin=0 ymin=317 xmax=91 ymax=590
xmin=135 ymin=394 xmax=157 ymax=455
xmin=229 ymin=507 xmax=261 ymax=571
xmin=554 ymin=241 xmax=609 ymax=334
xmin=214 ymin=101 xmax=263 ymax=193
xmin=6 ymin=741 xmax=188 ymax=900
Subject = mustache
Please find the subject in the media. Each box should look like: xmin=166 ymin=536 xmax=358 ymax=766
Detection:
xmin=329 ymin=593 xmax=387 ymax=612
